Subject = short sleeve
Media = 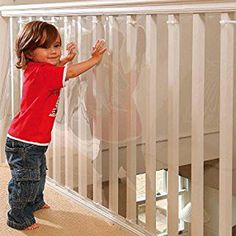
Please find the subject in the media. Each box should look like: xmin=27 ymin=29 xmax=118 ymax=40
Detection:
xmin=38 ymin=63 xmax=67 ymax=90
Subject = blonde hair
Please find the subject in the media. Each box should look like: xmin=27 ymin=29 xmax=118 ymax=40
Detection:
xmin=15 ymin=21 xmax=61 ymax=69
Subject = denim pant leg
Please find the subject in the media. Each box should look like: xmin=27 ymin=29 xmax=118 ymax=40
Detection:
xmin=5 ymin=138 xmax=47 ymax=230
xmin=7 ymin=174 xmax=35 ymax=230
xmin=32 ymin=154 xmax=47 ymax=211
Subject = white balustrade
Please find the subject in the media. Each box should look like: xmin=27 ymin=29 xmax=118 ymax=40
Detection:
xmin=0 ymin=1 xmax=235 ymax=235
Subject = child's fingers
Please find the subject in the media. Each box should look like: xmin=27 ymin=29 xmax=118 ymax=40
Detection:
xmin=91 ymin=48 xmax=97 ymax=56
xmin=68 ymin=47 xmax=78 ymax=57
xmin=68 ymin=47 xmax=76 ymax=54
xmin=92 ymin=48 xmax=106 ymax=56
xmin=94 ymin=39 xmax=105 ymax=50
xmin=68 ymin=45 xmax=76 ymax=53
xmin=99 ymin=47 xmax=107 ymax=54
xmin=94 ymin=40 xmax=100 ymax=49
xmin=91 ymin=39 xmax=106 ymax=56
xmin=67 ymin=42 xmax=75 ymax=47
xmin=66 ymin=42 xmax=73 ymax=50
xmin=97 ymin=40 xmax=105 ymax=49
xmin=66 ymin=42 xmax=76 ymax=51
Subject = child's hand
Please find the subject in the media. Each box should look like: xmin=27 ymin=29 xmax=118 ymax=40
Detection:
xmin=91 ymin=39 xmax=107 ymax=64
xmin=59 ymin=42 xmax=77 ymax=66
xmin=65 ymin=42 xmax=77 ymax=62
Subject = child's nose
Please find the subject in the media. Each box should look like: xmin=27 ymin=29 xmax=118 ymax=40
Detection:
xmin=50 ymin=48 xmax=56 ymax=53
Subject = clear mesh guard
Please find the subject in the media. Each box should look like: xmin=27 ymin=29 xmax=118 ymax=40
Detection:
xmin=2 ymin=12 xmax=235 ymax=235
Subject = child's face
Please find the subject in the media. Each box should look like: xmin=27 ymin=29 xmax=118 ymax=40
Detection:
xmin=29 ymin=36 xmax=62 ymax=66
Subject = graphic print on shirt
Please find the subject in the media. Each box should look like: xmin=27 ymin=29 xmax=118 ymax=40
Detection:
xmin=49 ymin=98 xmax=60 ymax=117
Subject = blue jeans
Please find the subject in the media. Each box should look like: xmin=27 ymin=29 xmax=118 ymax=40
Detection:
xmin=5 ymin=137 xmax=48 ymax=230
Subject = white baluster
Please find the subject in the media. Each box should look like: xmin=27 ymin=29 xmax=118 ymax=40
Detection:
xmin=126 ymin=15 xmax=137 ymax=221
xmin=167 ymin=14 xmax=180 ymax=236
xmin=191 ymin=13 xmax=205 ymax=236
xmin=145 ymin=14 xmax=157 ymax=234
xmin=219 ymin=12 xmax=234 ymax=236
xmin=108 ymin=15 xmax=119 ymax=213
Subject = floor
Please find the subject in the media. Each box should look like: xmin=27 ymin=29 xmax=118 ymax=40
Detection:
xmin=0 ymin=164 xmax=132 ymax=236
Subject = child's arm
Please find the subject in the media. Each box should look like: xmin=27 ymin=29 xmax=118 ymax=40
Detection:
xmin=58 ymin=42 xmax=77 ymax=66
xmin=66 ymin=39 xmax=106 ymax=80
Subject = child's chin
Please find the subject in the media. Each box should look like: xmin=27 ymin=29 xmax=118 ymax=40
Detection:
xmin=48 ymin=61 xmax=57 ymax=66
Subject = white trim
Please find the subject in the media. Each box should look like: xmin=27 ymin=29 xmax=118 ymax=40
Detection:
xmin=7 ymin=134 xmax=49 ymax=146
xmin=2 ymin=1 xmax=236 ymax=16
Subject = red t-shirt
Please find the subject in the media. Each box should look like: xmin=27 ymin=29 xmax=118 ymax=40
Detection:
xmin=8 ymin=62 xmax=67 ymax=145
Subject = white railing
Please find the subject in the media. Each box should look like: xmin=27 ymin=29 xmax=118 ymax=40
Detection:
xmin=2 ymin=1 xmax=236 ymax=15
xmin=0 ymin=1 xmax=235 ymax=235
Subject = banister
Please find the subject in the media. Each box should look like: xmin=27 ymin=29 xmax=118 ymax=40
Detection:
xmin=0 ymin=0 xmax=233 ymax=10
xmin=1 ymin=1 xmax=236 ymax=16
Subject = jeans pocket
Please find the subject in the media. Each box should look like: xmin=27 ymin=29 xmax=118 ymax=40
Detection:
xmin=5 ymin=145 xmax=18 ymax=153
xmin=11 ymin=168 xmax=40 ymax=203
xmin=13 ymin=168 xmax=40 ymax=181
xmin=5 ymin=146 xmax=23 ymax=167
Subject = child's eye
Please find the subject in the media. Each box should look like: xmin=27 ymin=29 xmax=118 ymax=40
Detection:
xmin=54 ymin=44 xmax=61 ymax=48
